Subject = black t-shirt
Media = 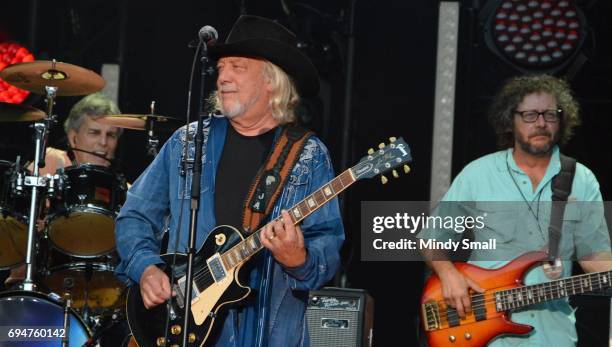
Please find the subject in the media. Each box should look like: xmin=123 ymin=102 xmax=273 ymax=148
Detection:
xmin=214 ymin=125 xmax=275 ymax=229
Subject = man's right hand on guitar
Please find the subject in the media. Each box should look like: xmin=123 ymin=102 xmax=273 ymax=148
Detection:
xmin=437 ymin=265 xmax=484 ymax=318
xmin=140 ymin=265 xmax=172 ymax=309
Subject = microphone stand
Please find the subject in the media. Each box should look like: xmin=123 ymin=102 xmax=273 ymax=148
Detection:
xmin=181 ymin=38 xmax=211 ymax=347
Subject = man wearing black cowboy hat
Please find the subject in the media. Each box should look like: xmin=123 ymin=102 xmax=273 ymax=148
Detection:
xmin=115 ymin=15 xmax=344 ymax=346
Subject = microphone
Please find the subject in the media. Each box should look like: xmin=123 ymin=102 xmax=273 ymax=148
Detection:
xmin=198 ymin=25 xmax=218 ymax=46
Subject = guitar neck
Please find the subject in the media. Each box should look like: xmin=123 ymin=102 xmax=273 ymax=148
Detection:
xmin=494 ymin=270 xmax=612 ymax=311
xmin=218 ymin=169 xmax=356 ymax=269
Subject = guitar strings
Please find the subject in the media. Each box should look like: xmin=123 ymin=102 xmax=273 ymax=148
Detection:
xmin=432 ymin=276 xmax=610 ymax=324
xmin=184 ymin=175 xmax=348 ymax=290
xmin=429 ymin=273 xmax=611 ymax=324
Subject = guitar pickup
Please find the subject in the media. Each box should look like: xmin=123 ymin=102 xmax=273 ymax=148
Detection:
xmin=207 ymin=253 xmax=227 ymax=283
xmin=175 ymin=276 xmax=200 ymax=309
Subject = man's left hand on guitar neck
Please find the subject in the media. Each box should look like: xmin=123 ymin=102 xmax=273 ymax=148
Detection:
xmin=261 ymin=210 xmax=308 ymax=268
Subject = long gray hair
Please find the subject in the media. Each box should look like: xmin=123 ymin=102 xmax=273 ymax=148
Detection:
xmin=210 ymin=59 xmax=300 ymax=124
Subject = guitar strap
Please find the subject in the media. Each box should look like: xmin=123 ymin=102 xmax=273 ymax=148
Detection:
xmin=241 ymin=125 xmax=313 ymax=234
xmin=548 ymin=153 xmax=576 ymax=262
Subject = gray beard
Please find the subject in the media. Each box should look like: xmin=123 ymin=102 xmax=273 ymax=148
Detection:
xmin=221 ymin=101 xmax=245 ymax=119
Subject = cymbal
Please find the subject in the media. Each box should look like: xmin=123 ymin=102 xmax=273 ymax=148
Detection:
xmin=97 ymin=114 xmax=178 ymax=130
xmin=0 ymin=102 xmax=45 ymax=122
xmin=0 ymin=60 xmax=105 ymax=96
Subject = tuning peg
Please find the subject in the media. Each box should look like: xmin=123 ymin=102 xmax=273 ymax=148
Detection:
xmin=381 ymin=175 xmax=388 ymax=184
xmin=378 ymin=143 xmax=386 ymax=149
xmin=404 ymin=164 xmax=411 ymax=173
xmin=389 ymin=136 xmax=397 ymax=143
xmin=367 ymin=148 xmax=375 ymax=155
xmin=392 ymin=170 xmax=399 ymax=178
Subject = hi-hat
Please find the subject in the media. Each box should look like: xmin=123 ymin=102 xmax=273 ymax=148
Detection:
xmin=0 ymin=102 xmax=45 ymax=122
xmin=97 ymin=114 xmax=178 ymax=130
xmin=0 ymin=60 xmax=105 ymax=96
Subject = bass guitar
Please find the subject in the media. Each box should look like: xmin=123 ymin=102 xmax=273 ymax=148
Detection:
xmin=127 ymin=137 xmax=412 ymax=346
xmin=421 ymin=251 xmax=612 ymax=347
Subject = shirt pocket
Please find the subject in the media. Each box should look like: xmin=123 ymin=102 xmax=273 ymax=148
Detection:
xmin=474 ymin=202 xmax=519 ymax=243
xmin=560 ymin=203 xmax=580 ymax=257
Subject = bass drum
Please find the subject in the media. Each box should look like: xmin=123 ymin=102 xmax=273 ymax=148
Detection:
xmin=0 ymin=291 xmax=91 ymax=346
xmin=39 ymin=250 xmax=126 ymax=313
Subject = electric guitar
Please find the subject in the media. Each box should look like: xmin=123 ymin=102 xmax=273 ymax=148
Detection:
xmin=421 ymin=251 xmax=612 ymax=347
xmin=127 ymin=137 xmax=412 ymax=347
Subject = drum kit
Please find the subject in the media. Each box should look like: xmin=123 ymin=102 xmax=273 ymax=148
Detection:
xmin=0 ymin=60 xmax=175 ymax=346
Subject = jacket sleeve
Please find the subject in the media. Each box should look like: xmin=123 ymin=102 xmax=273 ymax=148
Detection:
xmin=115 ymin=137 xmax=173 ymax=285
xmin=281 ymin=138 xmax=345 ymax=290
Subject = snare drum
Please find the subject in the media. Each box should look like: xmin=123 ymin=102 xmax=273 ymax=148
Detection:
xmin=0 ymin=290 xmax=91 ymax=346
xmin=47 ymin=164 xmax=127 ymax=257
xmin=39 ymin=248 xmax=126 ymax=315
xmin=0 ymin=160 xmax=30 ymax=269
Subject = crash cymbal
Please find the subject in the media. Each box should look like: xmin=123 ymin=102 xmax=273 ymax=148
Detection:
xmin=0 ymin=60 xmax=105 ymax=96
xmin=97 ymin=114 xmax=178 ymax=130
xmin=0 ymin=102 xmax=45 ymax=122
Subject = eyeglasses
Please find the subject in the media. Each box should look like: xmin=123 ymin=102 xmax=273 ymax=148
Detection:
xmin=514 ymin=109 xmax=562 ymax=123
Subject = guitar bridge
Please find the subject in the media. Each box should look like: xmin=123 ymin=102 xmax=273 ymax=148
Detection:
xmin=422 ymin=301 xmax=441 ymax=331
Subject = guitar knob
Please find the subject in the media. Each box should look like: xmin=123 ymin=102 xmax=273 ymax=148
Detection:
xmin=449 ymin=335 xmax=456 ymax=343
xmin=156 ymin=337 xmax=167 ymax=346
xmin=171 ymin=325 xmax=182 ymax=335
xmin=381 ymin=175 xmax=388 ymax=184
xmin=378 ymin=143 xmax=386 ymax=149
xmin=464 ymin=332 xmax=472 ymax=340
xmin=189 ymin=333 xmax=197 ymax=343
xmin=403 ymin=164 xmax=411 ymax=174
xmin=389 ymin=136 xmax=397 ymax=143
xmin=367 ymin=148 xmax=375 ymax=155
xmin=392 ymin=170 xmax=399 ymax=178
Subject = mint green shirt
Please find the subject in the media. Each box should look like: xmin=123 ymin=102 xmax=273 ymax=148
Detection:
xmin=422 ymin=146 xmax=610 ymax=346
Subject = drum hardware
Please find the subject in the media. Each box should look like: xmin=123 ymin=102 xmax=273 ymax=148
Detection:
xmin=0 ymin=59 xmax=105 ymax=290
xmin=21 ymin=85 xmax=57 ymax=291
xmin=62 ymin=278 xmax=74 ymax=347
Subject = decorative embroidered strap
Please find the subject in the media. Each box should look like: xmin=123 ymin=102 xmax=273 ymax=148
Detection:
xmin=241 ymin=126 xmax=313 ymax=234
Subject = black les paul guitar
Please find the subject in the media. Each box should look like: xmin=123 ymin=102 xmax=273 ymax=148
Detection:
xmin=126 ymin=137 xmax=412 ymax=347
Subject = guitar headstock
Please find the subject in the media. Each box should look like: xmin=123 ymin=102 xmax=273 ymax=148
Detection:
xmin=351 ymin=137 xmax=412 ymax=183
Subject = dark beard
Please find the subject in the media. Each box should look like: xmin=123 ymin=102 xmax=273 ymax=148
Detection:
xmin=516 ymin=131 xmax=558 ymax=156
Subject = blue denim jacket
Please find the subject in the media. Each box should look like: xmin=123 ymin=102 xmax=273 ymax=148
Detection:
xmin=115 ymin=115 xmax=345 ymax=347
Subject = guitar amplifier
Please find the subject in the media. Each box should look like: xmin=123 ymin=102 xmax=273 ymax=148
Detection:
xmin=306 ymin=287 xmax=374 ymax=347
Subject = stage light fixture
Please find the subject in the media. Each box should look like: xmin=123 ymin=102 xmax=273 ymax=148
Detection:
xmin=484 ymin=0 xmax=587 ymax=73
xmin=0 ymin=42 xmax=34 ymax=104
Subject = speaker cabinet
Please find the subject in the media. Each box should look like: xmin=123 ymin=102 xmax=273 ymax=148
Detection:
xmin=306 ymin=287 xmax=374 ymax=347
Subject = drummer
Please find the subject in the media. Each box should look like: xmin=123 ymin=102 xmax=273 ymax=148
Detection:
xmin=4 ymin=92 xmax=122 ymax=287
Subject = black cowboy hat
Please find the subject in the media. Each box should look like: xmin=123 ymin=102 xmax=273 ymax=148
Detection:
xmin=209 ymin=15 xmax=320 ymax=97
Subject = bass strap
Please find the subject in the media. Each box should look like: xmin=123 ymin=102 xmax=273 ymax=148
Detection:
xmin=548 ymin=153 xmax=576 ymax=262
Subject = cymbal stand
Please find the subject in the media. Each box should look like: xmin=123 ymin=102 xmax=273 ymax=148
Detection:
xmin=21 ymin=85 xmax=57 ymax=291
xmin=146 ymin=101 xmax=159 ymax=157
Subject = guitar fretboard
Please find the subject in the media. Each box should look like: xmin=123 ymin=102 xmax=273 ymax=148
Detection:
xmin=494 ymin=270 xmax=612 ymax=311
xmin=219 ymin=169 xmax=356 ymax=270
